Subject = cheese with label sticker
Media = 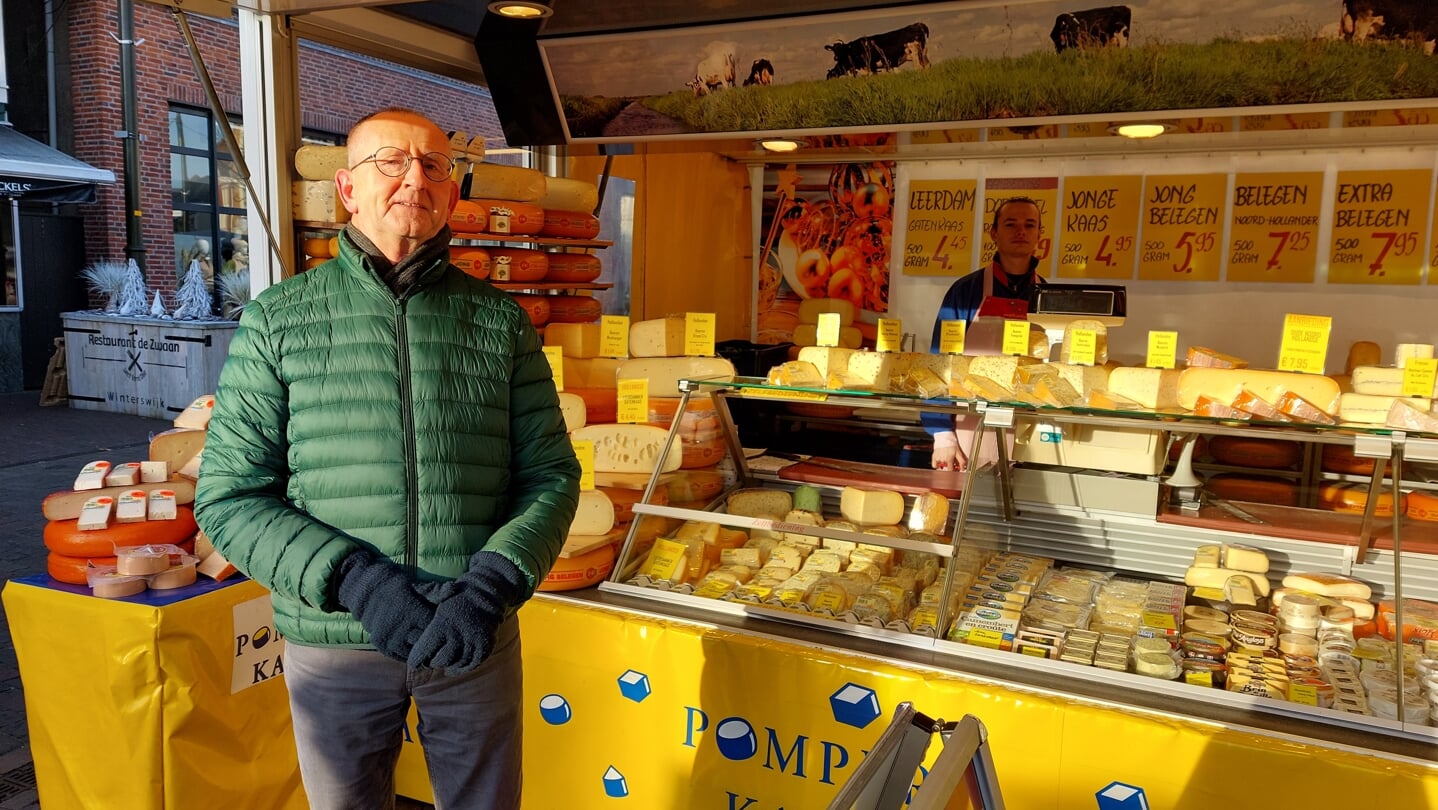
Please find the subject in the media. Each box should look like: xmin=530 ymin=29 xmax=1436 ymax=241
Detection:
xmin=104 ymin=462 xmax=141 ymax=487
xmin=78 ymin=496 xmax=114 ymax=531
xmin=839 ymin=487 xmax=905 ymax=526
xmin=570 ymin=424 xmax=682 ymax=474
xmin=465 ymin=162 xmax=546 ymax=202
xmin=908 ymin=492 xmax=950 ymax=534
xmin=1387 ymin=398 xmax=1438 ymax=433
xmin=115 ymin=490 xmax=148 ymax=523
xmin=966 ymin=355 xmax=1033 ymax=386
xmin=74 ymin=460 xmax=111 ymax=491
xmin=1186 ymin=347 xmax=1249 ymax=369
xmin=1108 ymin=367 xmax=1181 ymax=410
xmin=629 ymin=317 xmax=687 ymax=358
xmin=1282 ymin=572 xmax=1371 ymax=600
xmin=545 ymin=323 xmax=604 ymax=358
xmin=1183 ymin=566 xmax=1271 ymax=596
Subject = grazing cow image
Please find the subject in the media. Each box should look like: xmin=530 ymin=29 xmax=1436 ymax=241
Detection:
xmin=688 ymin=49 xmax=736 ymax=96
xmin=743 ymin=58 xmax=775 ymax=86
xmin=1050 ymin=5 xmax=1132 ymax=52
xmin=824 ymin=22 xmax=931 ymax=79
xmin=1341 ymin=0 xmax=1438 ymax=54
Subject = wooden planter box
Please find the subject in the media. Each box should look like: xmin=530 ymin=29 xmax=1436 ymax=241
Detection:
xmin=61 ymin=312 xmax=238 ymax=420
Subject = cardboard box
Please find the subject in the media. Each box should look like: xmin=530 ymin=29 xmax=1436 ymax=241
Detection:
xmin=1011 ymin=466 xmax=1160 ymax=518
xmin=1013 ymin=416 xmax=1168 ymax=476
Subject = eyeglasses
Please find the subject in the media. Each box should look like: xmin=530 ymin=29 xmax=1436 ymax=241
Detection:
xmin=350 ymin=146 xmax=454 ymax=182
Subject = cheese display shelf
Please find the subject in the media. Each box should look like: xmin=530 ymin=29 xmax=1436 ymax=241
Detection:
xmin=294 ymin=220 xmax=612 ymax=250
xmin=599 ymin=375 xmax=1438 ymax=750
xmin=489 ymin=282 xmax=612 ymax=292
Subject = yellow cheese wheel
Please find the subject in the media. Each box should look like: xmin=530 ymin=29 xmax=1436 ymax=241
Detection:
xmin=303 ymin=237 xmax=333 ymax=258
xmin=1318 ymin=483 xmax=1404 ymax=517
xmin=537 ymin=542 xmax=615 ymax=591
xmin=1406 ymin=490 xmax=1438 ymax=522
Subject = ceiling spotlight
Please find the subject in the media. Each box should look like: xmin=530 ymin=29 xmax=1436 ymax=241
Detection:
xmin=487 ymin=2 xmax=553 ymax=19
xmin=758 ymin=138 xmax=806 ymax=153
xmin=1110 ymin=123 xmax=1170 ymax=139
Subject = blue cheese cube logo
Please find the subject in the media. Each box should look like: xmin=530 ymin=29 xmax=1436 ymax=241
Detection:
xmin=539 ymin=693 xmax=572 ymax=725
xmin=715 ymin=717 xmax=759 ymax=760
xmin=1096 ymin=781 xmax=1148 ymax=810
xmin=618 ymin=669 xmax=651 ymax=703
xmin=829 ymin=683 xmax=881 ymax=729
xmin=602 ymin=765 xmax=629 ymax=798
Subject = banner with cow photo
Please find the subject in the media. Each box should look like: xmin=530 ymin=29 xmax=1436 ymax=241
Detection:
xmin=539 ymin=0 xmax=1438 ymax=142
xmin=757 ymin=160 xmax=896 ymax=346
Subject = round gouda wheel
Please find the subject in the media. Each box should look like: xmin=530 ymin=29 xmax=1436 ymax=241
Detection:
xmin=544 ymin=253 xmax=602 ymax=284
xmin=1407 ymin=490 xmax=1438 ymax=522
xmin=47 ymin=553 xmax=116 ymax=586
xmin=302 ymin=237 xmax=333 ymax=258
xmin=450 ymin=200 xmax=489 ymax=235
xmin=487 ymin=247 xmax=549 ymax=282
xmin=469 ymin=199 xmax=544 ymax=235
xmin=510 ymin=294 xmax=551 ymax=327
xmin=540 ymin=209 xmax=601 ymax=239
xmin=1204 ymin=474 xmax=1299 ymax=508
xmin=43 ymin=507 xmax=197 ymax=557
xmin=303 ymin=256 xmax=326 ymax=270
xmin=452 ymin=247 xmax=491 ymax=280
xmin=546 ymin=295 xmax=602 ymax=324
xmin=1318 ymin=483 xmax=1403 ymax=517
xmin=1207 ymin=436 xmax=1301 ymax=470
xmin=537 ymin=543 xmax=615 ymax=591
xmin=1321 ymin=444 xmax=1376 ymax=475
xmin=327 ymin=236 xmax=340 ymax=257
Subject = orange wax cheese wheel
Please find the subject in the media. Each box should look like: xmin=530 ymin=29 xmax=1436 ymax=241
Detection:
xmin=1321 ymin=444 xmax=1376 ymax=475
xmin=452 ymin=246 xmax=491 ymax=280
xmin=303 ymin=256 xmax=326 ymax=270
xmin=510 ymin=294 xmax=551 ymax=328
xmin=43 ymin=505 xmax=198 ymax=557
xmin=48 ymin=552 xmax=116 ymax=586
xmin=544 ymin=253 xmax=602 ymax=284
xmin=302 ymin=237 xmax=333 ymax=258
xmin=646 ymin=395 xmax=720 ymax=437
xmin=469 ymin=199 xmax=545 ymax=235
xmin=597 ymin=485 xmax=669 ymax=525
xmin=676 ymin=433 xmax=726 ymax=469
xmin=328 ymin=235 xmax=340 ymax=257
xmin=540 ymin=209 xmax=601 ymax=239
xmin=1407 ymin=490 xmax=1438 ymax=522
xmin=487 ymin=247 xmax=549 ymax=282
xmin=547 ymin=295 xmax=603 ymax=324
xmin=449 ymin=199 xmax=489 ymax=234
xmin=1318 ymin=483 xmax=1403 ymax=517
xmin=537 ymin=542 xmax=614 ymax=591
xmin=1205 ymin=474 xmax=1299 ymax=508
xmin=1206 ymin=436 xmax=1302 ymax=470
xmin=568 ymin=387 xmax=618 ymax=424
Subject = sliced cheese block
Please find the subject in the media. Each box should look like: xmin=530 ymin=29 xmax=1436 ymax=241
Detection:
xmin=73 ymin=460 xmax=111 ymax=490
xmin=795 ymin=346 xmax=855 ymax=378
xmin=1049 ymin=362 xmax=1109 ymax=398
xmin=293 ymin=180 xmax=349 ymax=223
xmin=174 ymin=394 xmax=216 ymax=429
xmin=1033 ymin=375 xmax=1082 ymax=408
xmin=727 ymin=488 xmax=793 ymax=517
xmin=1317 ymin=482 xmax=1404 ymax=517
xmin=629 ymin=317 xmax=686 ymax=358
xmin=557 ymin=392 xmax=587 ymax=431
xmin=486 ymin=247 xmax=549 ymax=283
xmin=570 ymin=424 xmax=682 ymax=474
xmin=908 ymin=492 xmax=950 ymax=534
xmin=910 ymin=353 xmax=971 ymax=386
xmin=150 ymin=428 xmax=206 ymax=471
xmin=78 ymin=496 xmax=114 ymax=531
xmin=1282 ymin=572 xmax=1372 ymax=600
xmin=1221 ymin=543 xmax=1270 ymax=574
xmin=139 ymin=460 xmax=169 ymax=484
xmin=840 ymin=352 xmax=893 ymax=392
xmin=1387 ymin=398 xmax=1438 ymax=434
xmin=1339 ymin=392 xmax=1431 ymax=424
xmin=1176 ymin=368 xmax=1340 ymax=412
xmin=465 ymin=162 xmax=547 ymax=203
xmin=449 ymin=200 xmax=490 ymax=234
xmin=537 ymin=176 xmax=599 ymax=215
xmin=1396 ymin=343 xmax=1435 ymax=369
xmin=1192 ymin=545 xmax=1221 ymax=568
xmin=959 ymin=374 xmax=1015 ymax=401
xmin=798 ymin=297 xmax=856 ymax=325
xmin=293 ymin=144 xmax=348 ymax=181
xmin=1351 ymin=365 xmax=1438 ymax=397
xmin=1183 ymin=566 xmax=1271 ymax=597
xmin=570 ymin=489 xmax=616 ymax=535
xmin=1085 ymin=389 xmax=1142 ymax=411
xmin=1107 ymin=367 xmax=1180 ymax=410
xmin=839 ymin=487 xmax=905 ymax=526
xmin=564 ymin=357 xmax=623 ymax=388
xmin=965 ymin=355 xmax=1033 ymax=387
xmin=1185 ymin=346 xmax=1248 ymax=369
xmin=1230 ymin=389 xmax=1288 ymax=421
xmin=540 ymin=209 xmax=602 ymax=240
xmin=1274 ymin=390 xmax=1337 ymax=425
xmin=544 ymin=253 xmax=603 ymax=284
xmin=616 ymin=357 xmax=736 ymax=397
xmin=468 ymin=198 xmax=545 ymax=235
xmin=452 ymin=246 xmax=491 ymax=280
xmin=104 ymin=462 xmax=142 ymax=487
xmin=1059 ymin=319 xmax=1108 ymax=365
xmin=791 ymin=323 xmax=863 ymax=349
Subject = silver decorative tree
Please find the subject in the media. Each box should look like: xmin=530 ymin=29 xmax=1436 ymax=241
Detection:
xmin=149 ymin=291 xmax=167 ymax=318
xmin=172 ymin=259 xmax=213 ymax=320
xmin=115 ymin=259 xmax=149 ymax=316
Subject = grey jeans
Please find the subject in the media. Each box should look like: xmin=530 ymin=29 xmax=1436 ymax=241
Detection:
xmin=284 ymin=615 xmax=523 ymax=810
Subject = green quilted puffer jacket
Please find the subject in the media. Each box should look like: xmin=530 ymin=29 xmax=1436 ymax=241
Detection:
xmin=194 ymin=235 xmax=580 ymax=647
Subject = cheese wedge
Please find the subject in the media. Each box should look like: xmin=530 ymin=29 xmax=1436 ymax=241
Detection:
xmin=78 ymin=496 xmax=114 ymax=532
xmin=766 ymin=361 xmax=825 ymax=388
xmin=966 ymin=355 xmax=1032 ymax=387
xmin=1049 ymin=362 xmax=1109 ymax=398
xmin=629 ymin=317 xmax=687 ymax=358
xmin=115 ymin=489 xmax=148 ymax=524
xmin=139 ymin=460 xmax=170 ymax=483
xmin=149 ymin=428 xmax=206 ymax=471
xmin=1176 ymin=368 xmax=1341 ymax=412
xmin=174 ymin=395 xmax=216 ymax=429
xmin=570 ymin=489 xmax=616 ymax=536
xmin=1192 ymin=545 xmax=1221 ymax=568
xmin=1339 ymin=392 xmax=1431 ymax=424
xmin=1107 ymin=367 xmax=1180 ymax=410
xmin=839 ymin=487 xmax=905 ymax=526
xmin=1221 ymin=544 xmax=1270 ymax=574
xmin=570 ymin=424 xmax=683 ymax=474
xmin=1186 ymin=346 xmax=1248 ymax=369
xmin=1033 ymin=376 xmax=1082 ymax=408
xmin=616 ymin=357 xmax=735 ymax=397
xmin=1387 ymin=398 xmax=1438 ymax=433
xmin=74 ymin=460 xmax=111 ymax=491
xmin=1085 ymin=389 xmax=1142 ymax=411
xmin=727 ymin=488 xmax=793 ymax=518
xmin=841 ymin=352 xmax=893 ymax=392
xmin=557 ymin=392 xmax=587 ymax=432
xmin=104 ymin=462 xmax=142 ymax=487
xmin=1183 ymin=566 xmax=1271 ymax=597
xmin=1282 ymin=572 xmax=1372 ymax=600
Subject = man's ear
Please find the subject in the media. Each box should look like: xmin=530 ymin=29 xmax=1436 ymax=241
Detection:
xmin=335 ymin=170 xmax=360 ymax=215
xmin=445 ymin=180 xmax=460 ymax=216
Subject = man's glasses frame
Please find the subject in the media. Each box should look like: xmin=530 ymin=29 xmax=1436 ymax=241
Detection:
xmin=350 ymin=146 xmax=454 ymax=182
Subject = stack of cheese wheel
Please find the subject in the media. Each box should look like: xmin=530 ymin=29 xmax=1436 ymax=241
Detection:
xmin=647 ymin=394 xmax=725 ymax=471
xmin=301 ymin=234 xmax=340 ymax=271
xmin=544 ymin=322 xmax=619 ymax=425
xmin=43 ymin=491 xmax=198 ymax=586
xmin=537 ymin=176 xmax=600 ymax=241
xmin=291 ymin=145 xmax=350 ymax=225
xmin=539 ymin=488 xmax=618 ymax=592
xmin=149 ymin=393 xmax=244 ymax=583
xmin=464 ymin=161 xmax=546 ymax=236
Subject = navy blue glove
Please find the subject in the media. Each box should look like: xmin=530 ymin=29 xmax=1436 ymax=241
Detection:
xmin=407 ymin=551 xmax=527 ymax=674
xmin=335 ymin=550 xmax=444 ymax=662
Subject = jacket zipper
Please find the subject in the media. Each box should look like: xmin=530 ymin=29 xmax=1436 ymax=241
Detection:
xmin=396 ymin=296 xmax=419 ymax=570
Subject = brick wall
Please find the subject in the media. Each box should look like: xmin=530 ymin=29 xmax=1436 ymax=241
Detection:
xmin=67 ymin=1 xmax=505 ymax=303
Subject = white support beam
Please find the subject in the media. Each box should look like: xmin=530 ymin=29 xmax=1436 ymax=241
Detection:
xmin=237 ymin=6 xmax=300 ymax=294
xmin=289 ymin=8 xmax=484 ymax=86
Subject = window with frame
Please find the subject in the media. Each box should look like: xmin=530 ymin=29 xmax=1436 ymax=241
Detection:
xmin=169 ymin=105 xmax=247 ymax=314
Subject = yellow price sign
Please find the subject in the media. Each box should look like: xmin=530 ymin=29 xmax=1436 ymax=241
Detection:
xmin=640 ymin=538 xmax=687 ymax=581
xmin=816 ymin=312 xmax=841 ymax=347
xmin=1276 ymin=313 xmax=1332 ymax=374
xmin=571 ymin=439 xmax=595 ymax=491
xmin=1147 ymin=331 xmax=1178 ymax=369
xmin=1402 ymin=358 xmax=1438 ymax=397
xmin=1002 ymin=320 xmax=1030 ymax=356
xmin=1140 ymin=611 xmax=1177 ymax=631
xmin=876 ymin=319 xmax=902 ymax=352
xmin=543 ymin=346 xmax=565 ymax=391
xmin=601 ymin=315 xmax=630 ymax=358
xmin=684 ymin=312 xmax=716 ymax=357
xmin=1183 ymin=670 xmax=1214 ymax=688
xmin=617 ymin=378 xmax=649 ymax=423
xmin=1069 ymin=329 xmax=1097 ymax=366
xmin=966 ymin=628 xmax=1008 ymax=649
xmin=939 ymin=320 xmax=966 ymax=354
xmin=1287 ymin=683 xmax=1319 ymax=706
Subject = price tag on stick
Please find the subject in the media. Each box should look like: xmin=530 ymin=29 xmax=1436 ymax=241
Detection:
xmin=1002 ymin=320 xmax=1030 ymax=356
xmin=1276 ymin=313 xmax=1331 ymax=374
xmin=543 ymin=346 xmax=565 ymax=391
xmin=876 ymin=319 xmax=902 ymax=353
xmin=600 ymin=315 xmax=630 ymax=358
xmin=1147 ymin=331 xmax=1178 ymax=369
xmin=684 ymin=312 xmax=716 ymax=357
xmin=939 ymin=320 xmax=966 ymax=355
xmin=617 ymin=378 xmax=649 ymax=424
xmin=1403 ymin=358 xmax=1438 ymax=398
xmin=816 ymin=312 xmax=841 ymax=347
xmin=571 ymin=439 xmax=595 ymax=491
